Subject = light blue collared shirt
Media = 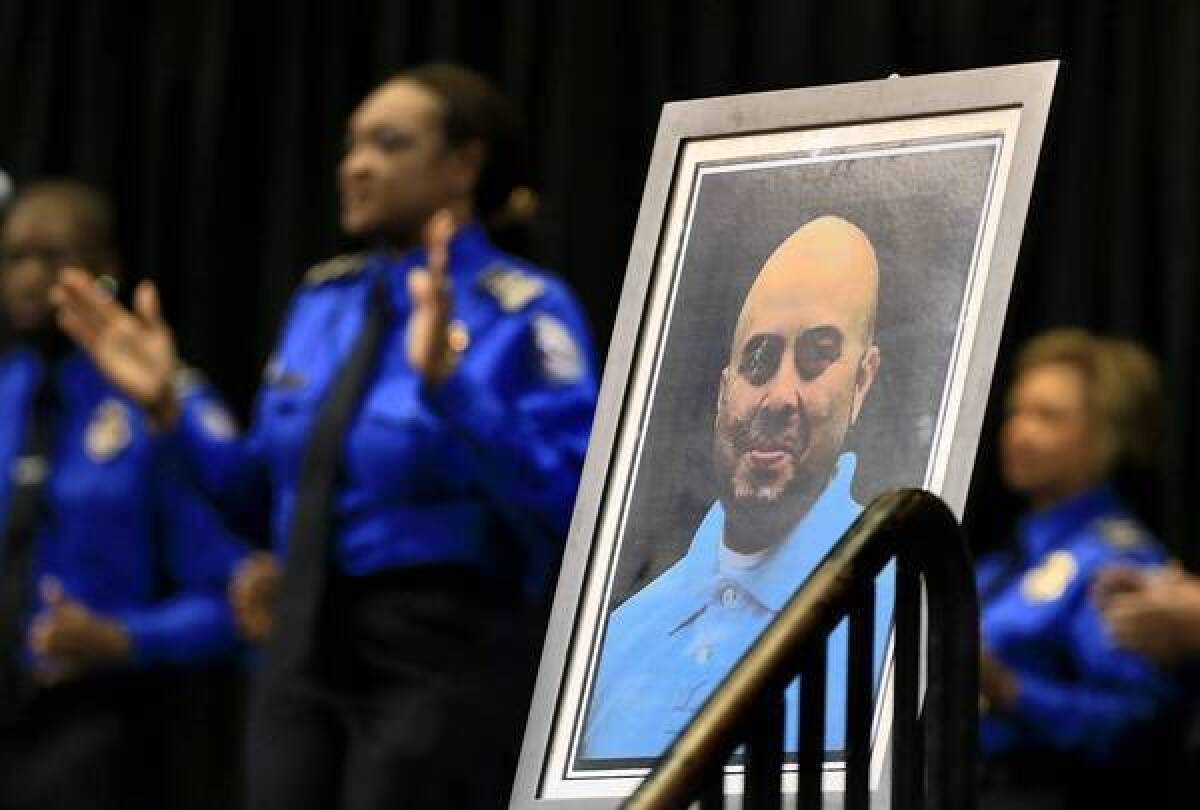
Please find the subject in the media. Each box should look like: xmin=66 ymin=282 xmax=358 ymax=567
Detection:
xmin=582 ymin=453 xmax=895 ymax=761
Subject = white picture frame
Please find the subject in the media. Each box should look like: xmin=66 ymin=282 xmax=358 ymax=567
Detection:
xmin=512 ymin=61 xmax=1057 ymax=809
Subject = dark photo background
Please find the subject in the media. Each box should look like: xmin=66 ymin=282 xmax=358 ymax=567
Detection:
xmin=608 ymin=139 xmax=999 ymax=605
xmin=1 ymin=1 xmax=1198 ymax=805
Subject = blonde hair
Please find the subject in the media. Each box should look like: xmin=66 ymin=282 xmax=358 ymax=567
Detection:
xmin=1015 ymin=328 xmax=1163 ymax=476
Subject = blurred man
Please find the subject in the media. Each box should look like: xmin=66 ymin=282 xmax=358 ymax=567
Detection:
xmin=976 ymin=329 xmax=1176 ymax=810
xmin=584 ymin=215 xmax=890 ymax=759
xmin=0 ymin=181 xmax=247 ymax=810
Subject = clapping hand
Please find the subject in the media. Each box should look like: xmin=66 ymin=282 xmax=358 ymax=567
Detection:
xmin=406 ymin=210 xmax=458 ymax=386
xmin=52 ymin=269 xmax=182 ymax=429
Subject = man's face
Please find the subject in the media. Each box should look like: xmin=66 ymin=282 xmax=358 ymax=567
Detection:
xmin=713 ymin=218 xmax=879 ymax=543
xmin=0 ymin=199 xmax=92 ymax=333
xmin=338 ymin=79 xmax=473 ymax=244
xmin=1001 ymin=362 xmax=1096 ymax=506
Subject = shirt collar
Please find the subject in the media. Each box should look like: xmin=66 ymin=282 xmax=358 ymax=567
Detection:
xmin=674 ymin=453 xmax=863 ymax=615
xmin=370 ymin=220 xmax=492 ymax=281
xmin=1018 ymin=484 xmax=1120 ymax=560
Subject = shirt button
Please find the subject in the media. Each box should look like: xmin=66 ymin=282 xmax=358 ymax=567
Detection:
xmin=721 ymin=586 xmax=740 ymax=609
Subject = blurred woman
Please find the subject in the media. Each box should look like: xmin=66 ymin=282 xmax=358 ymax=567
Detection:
xmin=54 ymin=65 xmax=598 ymax=809
xmin=0 ymin=180 xmax=246 ymax=810
xmin=975 ymin=328 xmax=1176 ymax=810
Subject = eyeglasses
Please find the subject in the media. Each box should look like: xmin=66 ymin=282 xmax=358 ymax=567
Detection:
xmin=737 ymin=327 xmax=845 ymax=386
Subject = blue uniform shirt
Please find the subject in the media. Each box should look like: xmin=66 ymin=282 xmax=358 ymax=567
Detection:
xmin=0 ymin=349 xmax=245 ymax=669
xmin=167 ymin=223 xmax=598 ymax=594
xmin=583 ymin=454 xmax=895 ymax=760
xmin=978 ymin=485 xmax=1174 ymax=761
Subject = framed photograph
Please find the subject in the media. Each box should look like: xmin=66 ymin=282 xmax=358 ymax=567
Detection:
xmin=513 ymin=62 xmax=1057 ymax=808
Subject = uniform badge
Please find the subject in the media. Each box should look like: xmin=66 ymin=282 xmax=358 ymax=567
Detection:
xmin=199 ymin=404 xmax=238 ymax=440
xmin=85 ymin=399 xmax=132 ymax=462
xmin=1021 ymin=550 xmax=1078 ymax=603
xmin=1095 ymin=518 xmax=1146 ymax=550
xmin=478 ymin=265 xmax=544 ymax=312
xmin=532 ymin=314 xmax=583 ymax=384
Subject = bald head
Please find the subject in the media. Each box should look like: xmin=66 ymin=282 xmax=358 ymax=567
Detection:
xmin=731 ymin=215 xmax=879 ymax=361
xmin=713 ymin=215 xmax=882 ymax=553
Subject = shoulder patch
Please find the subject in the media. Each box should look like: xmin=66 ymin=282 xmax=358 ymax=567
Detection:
xmin=477 ymin=264 xmax=545 ymax=312
xmin=1021 ymin=550 xmax=1078 ymax=603
xmin=532 ymin=314 xmax=584 ymax=384
xmin=303 ymin=253 xmax=366 ymax=286
xmin=1094 ymin=518 xmax=1149 ymax=550
xmin=85 ymin=399 xmax=133 ymax=462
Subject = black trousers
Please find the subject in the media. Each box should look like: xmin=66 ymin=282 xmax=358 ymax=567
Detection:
xmin=245 ymin=566 xmax=542 ymax=810
xmin=0 ymin=676 xmax=164 ymax=810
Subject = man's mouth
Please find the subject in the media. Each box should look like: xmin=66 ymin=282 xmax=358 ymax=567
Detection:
xmin=744 ymin=448 xmax=791 ymax=467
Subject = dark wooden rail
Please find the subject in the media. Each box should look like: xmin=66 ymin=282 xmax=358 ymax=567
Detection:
xmin=622 ymin=489 xmax=979 ymax=810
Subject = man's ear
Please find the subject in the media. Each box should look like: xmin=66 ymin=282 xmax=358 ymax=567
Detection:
xmin=849 ymin=345 xmax=881 ymax=426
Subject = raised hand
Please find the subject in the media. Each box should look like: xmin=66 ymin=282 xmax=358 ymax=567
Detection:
xmin=406 ymin=210 xmax=458 ymax=386
xmin=51 ymin=268 xmax=181 ymax=429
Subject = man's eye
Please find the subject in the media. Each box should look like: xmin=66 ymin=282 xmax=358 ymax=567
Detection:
xmin=795 ymin=328 xmax=843 ymax=380
xmin=738 ymin=334 xmax=784 ymax=386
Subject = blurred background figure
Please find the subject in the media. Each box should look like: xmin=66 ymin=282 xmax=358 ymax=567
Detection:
xmin=1094 ymin=536 xmax=1200 ymax=799
xmin=54 ymin=64 xmax=598 ymax=809
xmin=1095 ymin=564 xmax=1200 ymax=667
xmin=0 ymin=180 xmax=249 ymax=810
xmin=974 ymin=328 xmax=1178 ymax=810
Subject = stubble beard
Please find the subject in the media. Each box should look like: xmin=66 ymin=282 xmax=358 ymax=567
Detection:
xmin=714 ymin=416 xmax=836 ymax=554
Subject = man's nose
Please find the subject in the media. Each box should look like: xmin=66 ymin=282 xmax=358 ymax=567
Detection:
xmin=760 ymin=355 xmax=803 ymax=410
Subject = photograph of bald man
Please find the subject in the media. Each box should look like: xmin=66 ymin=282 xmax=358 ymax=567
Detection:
xmin=582 ymin=215 xmax=892 ymax=760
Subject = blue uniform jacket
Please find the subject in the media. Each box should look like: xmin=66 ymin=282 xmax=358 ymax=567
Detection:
xmin=166 ymin=223 xmax=598 ymax=594
xmin=0 ymin=349 xmax=245 ymax=669
xmin=583 ymin=454 xmax=895 ymax=760
xmin=978 ymin=485 xmax=1174 ymax=761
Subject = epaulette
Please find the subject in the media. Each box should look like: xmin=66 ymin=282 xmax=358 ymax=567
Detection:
xmin=477 ymin=263 xmax=545 ymax=312
xmin=1094 ymin=517 xmax=1149 ymax=551
xmin=303 ymin=253 xmax=366 ymax=286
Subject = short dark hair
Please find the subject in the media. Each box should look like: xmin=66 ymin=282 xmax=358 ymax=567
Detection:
xmin=8 ymin=179 xmax=116 ymax=266
xmin=397 ymin=63 xmax=526 ymax=223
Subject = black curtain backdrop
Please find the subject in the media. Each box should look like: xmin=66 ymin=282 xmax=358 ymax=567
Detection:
xmin=2 ymin=0 xmax=1198 ymax=562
